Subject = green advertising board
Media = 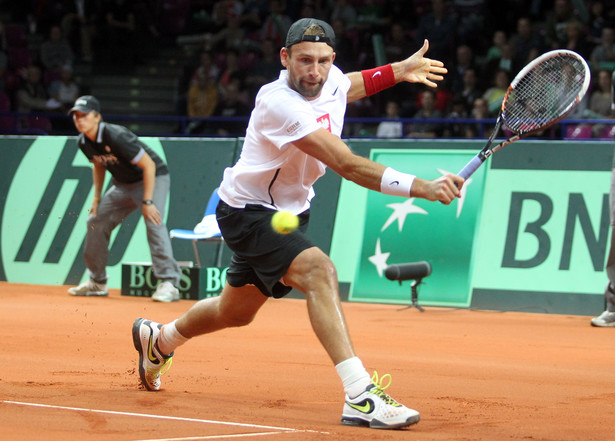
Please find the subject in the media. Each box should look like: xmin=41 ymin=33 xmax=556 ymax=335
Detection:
xmin=0 ymin=136 xmax=239 ymax=289
xmin=469 ymin=141 xmax=612 ymax=314
xmin=0 ymin=135 xmax=611 ymax=315
xmin=349 ymin=149 xmax=486 ymax=307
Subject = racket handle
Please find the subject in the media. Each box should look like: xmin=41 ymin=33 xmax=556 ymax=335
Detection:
xmin=457 ymin=155 xmax=485 ymax=180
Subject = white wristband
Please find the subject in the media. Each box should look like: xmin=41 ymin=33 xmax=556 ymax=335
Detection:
xmin=380 ymin=167 xmax=415 ymax=197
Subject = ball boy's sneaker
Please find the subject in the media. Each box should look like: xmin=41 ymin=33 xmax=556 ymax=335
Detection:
xmin=132 ymin=318 xmax=173 ymax=391
xmin=151 ymin=281 xmax=180 ymax=303
xmin=341 ymin=372 xmax=420 ymax=429
xmin=590 ymin=310 xmax=615 ymax=327
xmin=68 ymin=279 xmax=108 ymax=296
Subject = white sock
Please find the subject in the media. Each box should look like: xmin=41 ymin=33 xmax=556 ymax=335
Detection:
xmin=335 ymin=356 xmax=372 ymax=399
xmin=158 ymin=320 xmax=188 ymax=355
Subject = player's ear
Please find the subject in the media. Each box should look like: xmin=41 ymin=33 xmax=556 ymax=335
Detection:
xmin=280 ymin=47 xmax=289 ymax=68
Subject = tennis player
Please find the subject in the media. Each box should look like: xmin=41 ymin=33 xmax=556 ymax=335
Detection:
xmin=133 ymin=18 xmax=464 ymax=429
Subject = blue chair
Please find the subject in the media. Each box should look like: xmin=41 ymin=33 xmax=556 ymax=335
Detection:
xmin=169 ymin=187 xmax=224 ymax=267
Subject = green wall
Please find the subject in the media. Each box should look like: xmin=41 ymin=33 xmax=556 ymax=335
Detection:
xmin=331 ymin=139 xmax=613 ymax=315
xmin=0 ymin=136 xmax=612 ymax=315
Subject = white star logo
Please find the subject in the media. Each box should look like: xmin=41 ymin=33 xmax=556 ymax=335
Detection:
xmin=368 ymin=238 xmax=390 ymax=277
xmin=437 ymin=168 xmax=472 ymax=218
xmin=381 ymin=198 xmax=427 ymax=232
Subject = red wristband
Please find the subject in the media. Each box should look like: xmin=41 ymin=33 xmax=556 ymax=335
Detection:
xmin=361 ymin=64 xmax=396 ymax=96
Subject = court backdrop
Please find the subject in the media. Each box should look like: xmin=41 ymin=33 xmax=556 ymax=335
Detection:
xmin=0 ymin=136 xmax=611 ymax=314
xmin=330 ymin=139 xmax=612 ymax=315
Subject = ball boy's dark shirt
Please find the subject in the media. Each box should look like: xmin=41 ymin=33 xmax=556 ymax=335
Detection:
xmin=77 ymin=121 xmax=168 ymax=184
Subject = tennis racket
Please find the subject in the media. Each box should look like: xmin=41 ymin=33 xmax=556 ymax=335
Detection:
xmin=458 ymin=49 xmax=591 ymax=180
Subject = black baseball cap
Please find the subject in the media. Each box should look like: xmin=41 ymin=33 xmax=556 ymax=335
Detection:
xmin=285 ymin=18 xmax=335 ymax=49
xmin=68 ymin=95 xmax=101 ymax=114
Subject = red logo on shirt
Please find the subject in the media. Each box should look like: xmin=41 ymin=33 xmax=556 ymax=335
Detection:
xmin=317 ymin=114 xmax=331 ymax=132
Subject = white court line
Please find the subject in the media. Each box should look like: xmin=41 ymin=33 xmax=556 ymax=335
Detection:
xmin=134 ymin=432 xmax=296 ymax=441
xmin=2 ymin=400 xmax=329 ymax=439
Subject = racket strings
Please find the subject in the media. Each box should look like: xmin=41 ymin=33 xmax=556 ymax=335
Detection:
xmin=503 ymin=54 xmax=589 ymax=133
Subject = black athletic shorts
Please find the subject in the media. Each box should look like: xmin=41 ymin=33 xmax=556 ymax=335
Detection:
xmin=216 ymin=200 xmax=314 ymax=298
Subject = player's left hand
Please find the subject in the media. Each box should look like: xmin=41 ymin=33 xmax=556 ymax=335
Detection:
xmin=398 ymin=39 xmax=447 ymax=88
xmin=142 ymin=204 xmax=162 ymax=225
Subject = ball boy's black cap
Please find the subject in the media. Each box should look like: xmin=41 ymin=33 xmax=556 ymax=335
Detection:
xmin=68 ymin=95 xmax=101 ymax=114
xmin=285 ymin=18 xmax=335 ymax=49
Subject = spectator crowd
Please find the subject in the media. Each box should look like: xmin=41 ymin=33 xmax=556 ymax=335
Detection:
xmin=1 ymin=0 xmax=615 ymax=137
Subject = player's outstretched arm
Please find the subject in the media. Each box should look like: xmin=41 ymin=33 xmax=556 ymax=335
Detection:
xmin=346 ymin=39 xmax=447 ymax=102
xmin=293 ymin=129 xmax=463 ymax=204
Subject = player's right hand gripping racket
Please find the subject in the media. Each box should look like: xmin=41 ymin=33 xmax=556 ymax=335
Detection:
xmin=458 ymin=49 xmax=591 ymax=180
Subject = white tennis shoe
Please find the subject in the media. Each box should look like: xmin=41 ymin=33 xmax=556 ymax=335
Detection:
xmin=341 ymin=371 xmax=420 ymax=429
xmin=132 ymin=318 xmax=173 ymax=391
xmin=68 ymin=279 xmax=108 ymax=296
xmin=590 ymin=311 xmax=615 ymax=327
xmin=152 ymin=281 xmax=180 ymax=302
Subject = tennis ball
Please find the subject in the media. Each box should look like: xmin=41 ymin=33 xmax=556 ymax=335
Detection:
xmin=271 ymin=210 xmax=299 ymax=234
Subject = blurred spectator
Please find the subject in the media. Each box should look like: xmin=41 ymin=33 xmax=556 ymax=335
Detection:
xmin=562 ymin=18 xmax=592 ymax=59
xmin=450 ymin=44 xmax=477 ymax=94
xmin=587 ymin=1 xmax=612 ymax=46
xmin=329 ymin=0 xmax=357 ymax=29
xmin=587 ymin=69 xmax=615 ymax=137
xmin=35 ymin=0 xmax=71 ymax=37
xmin=355 ymin=0 xmax=386 ymax=36
xmin=485 ymin=41 xmax=517 ymax=76
xmin=0 ymin=21 xmax=7 ymax=53
xmin=191 ymin=51 xmax=221 ymax=87
xmin=212 ymin=0 xmax=245 ymax=31
xmin=444 ymin=96 xmax=470 ymax=138
xmin=175 ymin=50 xmax=220 ymax=118
xmin=415 ymin=0 xmax=457 ymax=67
xmin=245 ymin=39 xmax=280 ymax=100
xmin=470 ymin=96 xmax=493 ymax=137
xmin=509 ymin=16 xmax=544 ymax=69
xmin=208 ymin=15 xmax=247 ymax=52
xmin=240 ymin=0 xmax=268 ymax=38
xmin=102 ymin=0 xmax=136 ymax=67
xmin=16 ymin=64 xmax=61 ymax=129
xmin=453 ymin=67 xmax=482 ymax=114
xmin=49 ymin=64 xmax=80 ymax=112
xmin=591 ymin=27 xmax=615 ymax=68
xmin=544 ymin=0 xmax=577 ymax=50
xmin=186 ymin=69 xmax=219 ymax=134
xmin=212 ymin=80 xmax=251 ymax=136
xmin=453 ymin=0 xmax=487 ymax=48
xmin=132 ymin=0 xmax=161 ymax=61
xmin=384 ymin=22 xmax=411 ymax=63
xmin=588 ymin=69 xmax=614 ymax=118
xmin=48 ymin=63 xmax=80 ymax=131
xmin=298 ymin=0 xmax=319 ymax=20
xmin=381 ymin=0 xmax=417 ymax=30
xmin=407 ymin=88 xmax=442 ymax=138
xmin=260 ymin=0 xmax=292 ymax=48
xmin=40 ymin=25 xmax=74 ymax=73
xmin=482 ymin=69 xmax=509 ymax=115
xmin=376 ymin=100 xmax=403 ymax=138
xmin=60 ymin=0 xmax=101 ymax=63
xmin=330 ymin=18 xmax=358 ymax=73
xmin=485 ymin=30 xmax=507 ymax=66
xmin=219 ymin=49 xmax=246 ymax=91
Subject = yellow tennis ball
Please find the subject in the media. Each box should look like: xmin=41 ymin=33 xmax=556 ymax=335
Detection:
xmin=271 ymin=210 xmax=299 ymax=234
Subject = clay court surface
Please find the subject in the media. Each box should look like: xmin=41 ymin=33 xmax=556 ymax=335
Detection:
xmin=2 ymin=282 xmax=615 ymax=441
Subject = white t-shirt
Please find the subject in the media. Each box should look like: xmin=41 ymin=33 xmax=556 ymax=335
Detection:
xmin=218 ymin=65 xmax=351 ymax=214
